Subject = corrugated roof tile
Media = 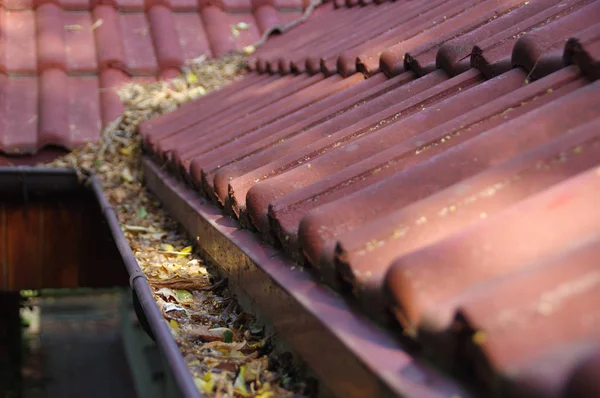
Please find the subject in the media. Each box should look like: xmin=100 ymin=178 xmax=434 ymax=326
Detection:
xmin=59 ymin=0 xmax=91 ymax=11
xmin=332 ymin=69 xmax=588 ymax=301
xmin=564 ymin=22 xmax=600 ymax=80
xmin=300 ymin=71 xmax=598 ymax=312
xmin=201 ymin=5 xmax=237 ymax=57
xmin=172 ymin=73 xmax=351 ymax=175
xmin=434 ymin=0 xmax=560 ymax=77
xmin=471 ymin=0 xmax=594 ymax=78
xmin=155 ymin=73 xmax=324 ymax=163
xmin=511 ymin=1 xmax=600 ymax=80
xmin=99 ymin=67 xmax=129 ymax=126
xmin=383 ymin=100 xmax=600 ymax=333
xmin=253 ymin=4 xmax=281 ymax=33
xmin=0 ymin=9 xmax=37 ymax=74
xmin=92 ymin=5 xmax=127 ymax=71
xmin=1 ymin=0 xmax=33 ymax=9
xmin=39 ymin=69 xmax=71 ymax=147
xmin=147 ymin=6 xmax=184 ymax=70
xmin=173 ymin=13 xmax=212 ymax=60
xmin=121 ymin=12 xmax=159 ymax=75
xmin=268 ymin=69 xmax=524 ymax=255
xmin=454 ymin=229 xmax=600 ymax=396
xmin=0 ymin=74 xmax=39 ymax=154
xmin=36 ymin=3 xmax=68 ymax=72
xmin=67 ymin=75 xmax=102 ymax=146
xmin=64 ymin=11 xmax=98 ymax=73
xmin=246 ymin=70 xmax=481 ymax=237
xmin=0 ymin=0 xmax=298 ymax=155
xmin=404 ymin=0 xmax=554 ymax=77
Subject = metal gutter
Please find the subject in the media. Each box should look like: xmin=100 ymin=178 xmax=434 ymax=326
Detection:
xmin=0 ymin=167 xmax=201 ymax=398
xmin=142 ymin=156 xmax=470 ymax=398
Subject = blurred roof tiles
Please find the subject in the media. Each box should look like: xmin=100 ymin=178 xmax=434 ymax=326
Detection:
xmin=0 ymin=0 xmax=303 ymax=157
xmin=138 ymin=0 xmax=600 ymax=396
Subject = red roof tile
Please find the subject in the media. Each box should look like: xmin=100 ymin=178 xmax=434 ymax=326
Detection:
xmin=0 ymin=0 xmax=303 ymax=156
xmin=138 ymin=0 xmax=600 ymax=395
xmin=454 ymin=230 xmax=600 ymax=396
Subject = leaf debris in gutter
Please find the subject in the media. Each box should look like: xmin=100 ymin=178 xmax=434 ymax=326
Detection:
xmin=42 ymin=51 xmax=314 ymax=397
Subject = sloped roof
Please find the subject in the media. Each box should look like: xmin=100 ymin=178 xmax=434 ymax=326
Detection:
xmin=139 ymin=0 xmax=600 ymax=396
xmin=0 ymin=0 xmax=303 ymax=156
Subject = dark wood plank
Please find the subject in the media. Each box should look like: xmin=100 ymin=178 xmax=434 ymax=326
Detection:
xmin=40 ymin=201 xmax=82 ymax=289
xmin=0 ymin=205 xmax=6 ymax=291
xmin=6 ymin=204 xmax=44 ymax=290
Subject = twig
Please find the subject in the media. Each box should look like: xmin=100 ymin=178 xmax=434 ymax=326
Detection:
xmin=523 ymin=43 xmax=556 ymax=85
xmin=247 ymin=0 xmax=323 ymax=52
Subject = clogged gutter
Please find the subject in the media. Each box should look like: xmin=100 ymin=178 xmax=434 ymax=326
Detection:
xmin=43 ymin=52 xmax=313 ymax=397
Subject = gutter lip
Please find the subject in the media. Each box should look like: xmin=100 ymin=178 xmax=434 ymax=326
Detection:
xmin=89 ymin=176 xmax=202 ymax=398
xmin=0 ymin=166 xmax=201 ymax=398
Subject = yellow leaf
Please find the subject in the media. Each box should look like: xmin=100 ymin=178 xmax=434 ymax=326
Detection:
xmin=163 ymin=244 xmax=175 ymax=252
xmin=194 ymin=372 xmax=215 ymax=394
xmin=257 ymin=383 xmax=273 ymax=397
xmin=186 ymin=71 xmax=198 ymax=84
xmin=233 ymin=365 xmax=249 ymax=397
xmin=169 ymin=319 xmax=179 ymax=330
xmin=193 ymin=377 xmax=214 ymax=394
xmin=120 ymin=145 xmax=134 ymax=156
xmin=177 ymin=245 xmax=193 ymax=259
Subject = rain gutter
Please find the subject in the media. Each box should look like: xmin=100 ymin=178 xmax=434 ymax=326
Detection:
xmin=142 ymin=157 xmax=470 ymax=398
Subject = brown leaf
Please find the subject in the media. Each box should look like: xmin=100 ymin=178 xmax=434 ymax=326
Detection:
xmin=184 ymin=325 xmax=222 ymax=342
xmin=149 ymin=277 xmax=210 ymax=290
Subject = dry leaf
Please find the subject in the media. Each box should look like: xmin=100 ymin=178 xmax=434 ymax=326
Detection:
xmin=64 ymin=24 xmax=83 ymax=31
xmin=90 ymin=19 xmax=103 ymax=31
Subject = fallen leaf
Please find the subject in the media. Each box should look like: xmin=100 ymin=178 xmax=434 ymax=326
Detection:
xmin=208 ymin=327 xmax=232 ymax=339
xmin=223 ymin=329 xmax=234 ymax=343
xmin=234 ymin=365 xmax=249 ymax=397
xmin=90 ymin=19 xmax=103 ymax=31
xmin=175 ymin=289 xmax=193 ymax=302
xmin=123 ymin=225 xmax=151 ymax=232
xmin=164 ymin=303 xmax=186 ymax=313
xmin=186 ymin=71 xmax=198 ymax=84
xmin=177 ymin=245 xmax=193 ymax=259
xmin=185 ymin=325 xmax=222 ymax=342
xmin=121 ymin=167 xmax=134 ymax=182
xmin=136 ymin=206 xmax=148 ymax=218
xmin=156 ymin=287 xmax=177 ymax=301
xmin=169 ymin=319 xmax=179 ymax=330
xmin=244 ymin=357 xmax=268 ymax=382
